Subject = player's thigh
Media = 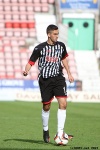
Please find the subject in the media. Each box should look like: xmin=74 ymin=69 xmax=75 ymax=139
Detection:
xmin=53 ymin=75 xmax=67 ymax=98
xmin=53 ymin=75 xmax=67 ymax=109
xmin=39 ymin=76 xmax=54 ymax=104
xmin=57 ymin=97 xmax=67 ymax=109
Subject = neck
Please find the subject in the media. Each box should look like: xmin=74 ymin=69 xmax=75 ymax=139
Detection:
xmin=47 ymin=38 xmax=55 ymax=45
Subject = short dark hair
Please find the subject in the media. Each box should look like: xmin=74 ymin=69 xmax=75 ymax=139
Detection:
xmin=46 ymin=24 xmax=58 ymax=34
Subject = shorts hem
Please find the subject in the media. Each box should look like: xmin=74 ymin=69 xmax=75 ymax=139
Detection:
xmin=55 ymin=96 xmax=68 ymax=98
xmin=42 ymin=97 xmax=54 ymax=104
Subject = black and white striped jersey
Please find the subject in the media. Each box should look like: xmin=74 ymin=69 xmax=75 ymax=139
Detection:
xmin=28 ymin=41 xmax=68 ymax=78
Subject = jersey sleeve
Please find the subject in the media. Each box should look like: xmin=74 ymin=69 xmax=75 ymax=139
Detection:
xmin=28 ymin=46 xmax=40 ymax=65
xmin=62 ymin=43 xmax=69 ymax=60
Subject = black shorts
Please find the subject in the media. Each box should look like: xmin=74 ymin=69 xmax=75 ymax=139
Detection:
xmin=38 ymin=75 xmax=67 ymax=104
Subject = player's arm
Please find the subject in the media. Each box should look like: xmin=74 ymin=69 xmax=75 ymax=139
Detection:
xmin=23 ymin=46 xmax=40 ymax=76
xmin=23 ymin=63 xmax=32 ymax=76
xmin=62 ymin=58 xmax=74 ymax=83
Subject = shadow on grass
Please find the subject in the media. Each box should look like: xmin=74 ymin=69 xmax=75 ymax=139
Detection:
xmin=3 ymin=139 xmax=72 ymax=150
xmin=4 ymin=138 xmax=55 ymax=146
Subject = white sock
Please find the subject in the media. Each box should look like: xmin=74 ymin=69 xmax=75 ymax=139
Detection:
xmin=57 ymin=109 xmax=66 ymax=137
xmin=42 ymin=109 xmax=50 ymax=131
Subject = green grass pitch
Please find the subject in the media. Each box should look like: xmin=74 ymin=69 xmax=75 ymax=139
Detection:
xmin=0 ymin=101 xmax=100 ymax=150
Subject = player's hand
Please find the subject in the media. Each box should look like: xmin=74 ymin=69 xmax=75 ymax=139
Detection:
xmin=23 ymin=71 xmax=28 ymax=76
xmin=68 ymin=74 xmax=74 ymax=83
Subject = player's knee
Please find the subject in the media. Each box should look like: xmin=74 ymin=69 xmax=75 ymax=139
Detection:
xmin=43 ymin=103 xmax=51 ymax=111
xmin=59 ymin=101 xmax=67 ymax=109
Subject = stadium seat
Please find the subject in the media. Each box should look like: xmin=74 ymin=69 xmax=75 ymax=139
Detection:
xmin=0 ymin=72 xmax=6 ymax=78
xmin=14 ymin=30 xmax=21 ymax=37
xmin=0 ymin=30 xmax=5 ymax=36
xmin=0 ymin=22 xmax=5 ymax=28
xmin=27 ymin=22 xmax=35 ymax=28
xmin=20 ymin=14 xmax=27 ymax=20
xmin=14 ymin=65 xmax=21 ymax=71
xmin=6 ymin=65 xmax=14 ymax=72
xmin=12 ymin=14 xmax=19 ymax=20
xmin=18 ymin=0 xmax=26 ymax=3
xmin=5 ymin=14 xmax=12 ymax=20
xmin=6 ymin=72 xmax=14 ymax=78
xmin=0 ymin=5 xmax=4 ymax=11
xmin=41 ymin=5 xmax=48 ymax=12
xmin=10 ymin=0 xmax=18 ymax=3
xmin=0 ymin=14 xmax=4 ymax=20
xmin=12 ymin=52 xmax=20 ymax=59
xmin=12 ymin=46 xmax=19 ymax=52
xmin=14 ymin=72 xmax=23 ymax=79
xmin=18 ymin=39 xmax=25 ymax=46
xmin=3 ymin=0 xmax=11 ymax=2
xmin=13 ymin=59 xmax=21 ymax=65
xmin=5 ymin=59 xmax=13 ymax=65
xmin=33 ymin=0 xmax=40 ymax=3
xmin=34 ymin=4 xmax=41 ymax=12
xmin=11 ymin=5 xmax=19 ymax=11
xmin=4 ymin=46 xmax=12 ymax=52
xmin=5 ymin=52 xmax=12 ymax=59
xmin=20 ymin=52 xmax=28 ymax=59
xmin=29 ymin=29 xmax=36 ymax=37
xmin=6 ymin=30 xmax=13 ymax=37
xmin=27 ymin=14 xmax=34 ymax=20
xmin=21 ymin=30 xmax=28 ymax=37
xmin=0 ymin=46 xmax=4 ymax=52
xmin=11 ymin=39 xmax=18 ymax=46
xmin=3 ymin=38 xmax=11 ymax=45
xmin=5 ymin=22 xmax=13 ymax=28
xmin=4 ymin=5 xmax=11 ymax=11
xmin=26 ymin=0 xmax=33 ymax=3
xmin=41 ymin=0 xmax=48 ymax=3
xmin=0 ymin=65 xmax=6 ymax=71
xmin=19 ymin=6 xmax=26 ymax=12
xmin=20 ymin=22 xmax=27 ymax=28
xmin=0 ymin=58 xmax=5 ymax=65
xmin=48 ymin=0 xmax=55 ymax=4
xmin=27 ymin=6 xmax=34 ymax=12
xmin=0 ymin=40 xmax=3 ymax=46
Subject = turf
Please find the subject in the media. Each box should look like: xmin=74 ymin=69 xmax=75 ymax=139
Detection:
xmin=0 ymin=101 xmax=100 ymax=150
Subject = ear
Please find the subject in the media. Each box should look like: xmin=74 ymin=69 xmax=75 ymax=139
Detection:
xmin=48 ymin=33 xmax=50 ymax=38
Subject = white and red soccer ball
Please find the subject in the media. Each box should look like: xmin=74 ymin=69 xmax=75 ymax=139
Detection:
xmin=54 ymin=133 xmax=69 ymax=145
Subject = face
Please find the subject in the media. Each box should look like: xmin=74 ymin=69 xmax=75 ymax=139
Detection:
xmin=48 ymin=29 xmax=59 ymax=43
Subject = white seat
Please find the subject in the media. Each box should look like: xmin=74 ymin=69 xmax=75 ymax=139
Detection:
xmin=13 ymin=59 xmax=21 ymax=65
xmin=6 ymin=65 xmax=14 ymax=71
xmin=0 ymin=30 xmax=5 ymax=36
xmin=0 ymin=22 xmax=5 ymax=28
xmin=5 ymin=59 xmax=13 ymax=65
xmin=0 ymin=65 xmax=6 ymax=71
xmin=4 ymin=46 xmax=12 ymax=52
xmin=12 ymin=52 xmax=20 ymax=59
xmin=5 ymin=52 xmax=12 ymax=58
xmin=0 ymin=59 xmax=5 ymax=65
xmin=6 ymin=31 xmax=13 ymax=37
xmin=12 ymin=46 xmax=19 ymax=51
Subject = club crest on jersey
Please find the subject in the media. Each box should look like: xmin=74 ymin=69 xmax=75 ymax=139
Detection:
xmin=47 ymin=49 xmax=51 ymax=53
xmin=46 ymin=56 xmax=58 ymax=62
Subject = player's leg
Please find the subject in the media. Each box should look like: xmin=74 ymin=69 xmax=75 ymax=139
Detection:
xmin=53 ymin=75 xmax=67 ymax=137
xmin=56 ymin=97 xmax=67 ymax=137
xmin=42 ymin=103 xmax=51 ymax=143
xmin=38 ymin=76 xmax=54 ymax=143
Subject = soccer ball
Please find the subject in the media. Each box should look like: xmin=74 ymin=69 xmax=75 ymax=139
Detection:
xmin=54 ymin=133 xmax=69 ymax=145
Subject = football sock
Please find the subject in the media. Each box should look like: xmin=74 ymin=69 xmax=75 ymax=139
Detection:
xmin=57 ymin=109 xmax=66 ymax=137
xmin=42 ymin=109 xmax=50 ymax=131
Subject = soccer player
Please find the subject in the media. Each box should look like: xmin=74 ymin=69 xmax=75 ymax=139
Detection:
xmin=23 ymin=24 xmax=74 ymax=143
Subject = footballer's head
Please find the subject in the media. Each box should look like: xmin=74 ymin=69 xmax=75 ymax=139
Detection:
xmin=46 ymin=24 xmax=59 ymax=44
